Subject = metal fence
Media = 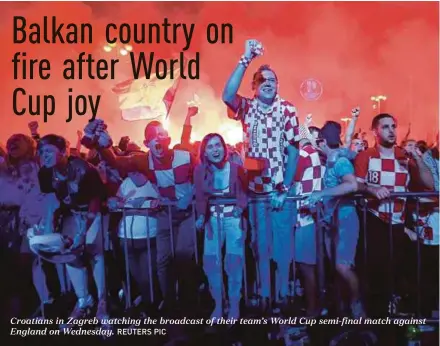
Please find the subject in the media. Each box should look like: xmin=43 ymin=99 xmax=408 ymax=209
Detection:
xmin=1 ymin=191 xmax=438 ymax=321
xmin=115 ymin=191 xmax=438 ymax=320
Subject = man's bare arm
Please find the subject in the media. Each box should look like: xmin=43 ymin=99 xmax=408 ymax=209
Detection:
xmin=222 ymin=40 xmax=258 ymax=112
xmin=344 ymin=107 xmax=360 ymax=148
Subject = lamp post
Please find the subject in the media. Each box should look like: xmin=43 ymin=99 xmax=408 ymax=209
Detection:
xmin=371 ymin=95 xmax=387 ymax=113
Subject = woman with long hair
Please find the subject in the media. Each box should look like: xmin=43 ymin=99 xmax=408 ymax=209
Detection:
xmin=194 ymin=133 xmax=247 ymax=320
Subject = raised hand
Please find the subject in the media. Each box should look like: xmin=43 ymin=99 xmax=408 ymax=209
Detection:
xmin=351 ymin=107 xmax=360 ymax=118
xmin=28 ymin=121 xmax=39 ymax=134
xmin=245 ymin=39 xmax=263 ymax=59
xmin=97 ymin=131 xmax=113 ymax=149
xmin=84 ymin=119 xmax=101 ymax=136
xmin=187 ymin=106 xmax=199 ymax=118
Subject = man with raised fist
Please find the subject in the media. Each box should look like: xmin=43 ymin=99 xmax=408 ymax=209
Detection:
xmin=82 ymin=119 xmax=198 ymax=316
xmin=222 ymin=39 xmax=300 ymax=309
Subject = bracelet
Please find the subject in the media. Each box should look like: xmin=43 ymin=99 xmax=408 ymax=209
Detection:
xmin=239 ymin=55 xmax=252 ymax=68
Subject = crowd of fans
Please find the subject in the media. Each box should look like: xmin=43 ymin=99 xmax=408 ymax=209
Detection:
xmin=0 ymin=39 xmax=438 ymax=344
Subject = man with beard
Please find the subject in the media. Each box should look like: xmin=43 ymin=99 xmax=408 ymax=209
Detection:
xmin=31 ymin=134 xmax=108 ymax=327
xmin=222 ymin=39 xmax=300 ymax=309
xmin=82 ymin=120 xmax=198 ymax=316
xmin=354 ymin=113 xmax=433 ymax=317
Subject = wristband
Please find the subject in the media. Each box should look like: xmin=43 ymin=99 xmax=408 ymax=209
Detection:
xmin=239 ymin=55 xmax=252 ymax=68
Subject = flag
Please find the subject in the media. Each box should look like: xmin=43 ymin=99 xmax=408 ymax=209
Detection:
xmin=112 ymin=65 xmax=181 ymax=122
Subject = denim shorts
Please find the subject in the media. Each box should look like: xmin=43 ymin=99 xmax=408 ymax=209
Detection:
xmin=325 ymin=208 xmax=359 ymax=266
xmin=294 ymin=223 xmax=317 ymax=265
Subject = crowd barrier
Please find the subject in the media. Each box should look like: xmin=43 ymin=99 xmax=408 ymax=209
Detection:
xmin=115 ymin=191 xmax=439 ymax=321
xmin=1 ymin=192 xmax=438 ymax=322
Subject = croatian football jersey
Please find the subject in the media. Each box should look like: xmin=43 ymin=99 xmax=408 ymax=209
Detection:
xmin=146 ymin=149 xmax=195 ymax=201
xmin=354 ymin=146 xmax=416 ymax=224
xmin=294 ymin=144 xmax=325 ymax=227
xmin=228 ymin=94 xmax=300 ymax=193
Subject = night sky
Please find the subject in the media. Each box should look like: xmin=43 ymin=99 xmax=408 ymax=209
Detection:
xmin=0 ymin=1 xmax=438 ymax=147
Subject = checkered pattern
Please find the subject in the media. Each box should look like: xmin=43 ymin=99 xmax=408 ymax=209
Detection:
xmin=294 ymin=145 xmax=326 ymax=227
xmin=299 ymin=124 xmax=312 ymax=141
xmin=228 ymin=95 xmax=300 ymax=193
xmin=147 ymin=149 xmax=194 ymax=201
xmin=411 ymin=200 xmax=439 ymax=245
xmin=355 ymin=147 xmax=412 ymax=225
xmin=209 ymin=187 xmax=235 ymax=218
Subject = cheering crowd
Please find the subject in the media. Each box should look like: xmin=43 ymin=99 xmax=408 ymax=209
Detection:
xmin=0 ymin=40 xmax=438 ymax=341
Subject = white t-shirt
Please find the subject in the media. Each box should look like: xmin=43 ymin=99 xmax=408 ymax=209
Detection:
xmin=117 ymin=178 xmax=159 ymax=239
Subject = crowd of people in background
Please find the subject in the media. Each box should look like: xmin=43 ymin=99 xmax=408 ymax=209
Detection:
xmin=0 ymin=39 xmax=438 ymax=343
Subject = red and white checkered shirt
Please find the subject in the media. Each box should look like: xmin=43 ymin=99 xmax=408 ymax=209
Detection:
xmin=146 ymin=149 xmax=195 ymax=201
xmin=228 ymin=94 xmax=300 ymax=193
xmin=294 ymin=144 xmax=326 ymax=227
xmin=354 ymin=146 xmax=417 ymax=225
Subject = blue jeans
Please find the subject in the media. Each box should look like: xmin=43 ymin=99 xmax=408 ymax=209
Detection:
xmin=203 ymin=216 xmax=244 ymax=300
xmin=248 ymin=190 xmax=297 ymax=298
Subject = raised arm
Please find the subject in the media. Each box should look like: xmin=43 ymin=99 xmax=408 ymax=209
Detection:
xmin=75 ymin=130 xmax=83 ymax=155
xmin=222 ymin=40 xmax=258 ymax=113
xmin=28 ymin=121 xmax=41 ymax=142
xmin=81 ymin=120 xmax=146 ymax=176
xmin=403 ymin=122 xmax=411 ymax=143
xmin=344 ymin=107 xmax=360 ymax=148
xmin=181 ymin=106 xmax=198 ymax=147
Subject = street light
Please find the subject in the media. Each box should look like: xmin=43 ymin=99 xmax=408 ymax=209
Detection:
xmin=103 ymin=42 xmax=133 ymax=57
xmin=371 ymin=95 xmax=387 ymax=113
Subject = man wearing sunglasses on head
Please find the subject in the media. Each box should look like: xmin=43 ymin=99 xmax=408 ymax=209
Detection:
xmin=222 ymin=39 xmax=301 ymax=310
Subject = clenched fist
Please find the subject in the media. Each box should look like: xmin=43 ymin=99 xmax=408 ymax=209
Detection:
xmin=351 ymin=107 xmax=360 ymax=118
xmin=28 ymin=121 xmax=39 ymax=134
xmin=244 ymin=39 xmax=263 ymax=59
xmin=97 ymin=131 xmax=113 ymax=149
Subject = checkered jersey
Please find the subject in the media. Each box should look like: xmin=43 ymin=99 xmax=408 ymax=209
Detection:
xmin=294 ymin=144 xmax=326 ymax=227
xmin=354 ymin=146 xmax=416 ymax=224
xmin=146 ymin=150 xmax=194 ymax=201
xmin=228 ymin=94 xmax=300 ymax=193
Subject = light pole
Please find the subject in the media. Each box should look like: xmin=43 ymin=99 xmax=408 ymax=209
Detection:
xmin=371 ymin=95 xmax=387 ymax=113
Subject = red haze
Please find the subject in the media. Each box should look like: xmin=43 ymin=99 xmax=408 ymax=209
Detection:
xmin=0 ymin=1 xmax=438 ymax=146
